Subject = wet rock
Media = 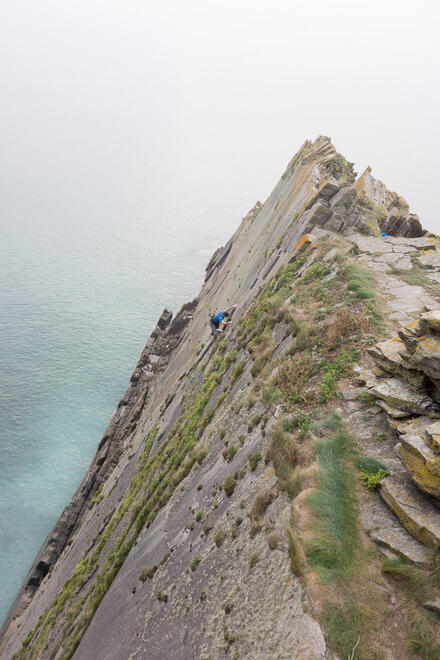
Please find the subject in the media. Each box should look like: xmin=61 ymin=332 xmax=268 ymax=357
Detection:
xmin=398 ymin=434 xmax=440 ymax=499
xmin=380 ymin=475 xmax=440 ymax=546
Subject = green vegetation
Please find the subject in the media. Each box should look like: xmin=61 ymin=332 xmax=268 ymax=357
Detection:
xmin=190 ymin=556 xmax=201 ymax=572
xmin=390 ymin=261 xmax=440 ymax=297
xmin=226 ymin=446 xmax=237 ymax=462
xmin=358 ymin=456 xmax=389 ymax=490
xmin=88 ymin=482 xmax=104 ymax=510
xmin=231 ymin=361 xmax=245 ymax=383
xmin=14 ymin=337 xmax=231 ymax=659
xmin=251 ymin=490 xmax=275 ymax=518
xmin=156 ymin=591 xmax=168 ymax=603
xmin=267 ymin=422 xmax=297 ymax=497
xmin=344 ymin=263 xmax=376 ymax=300
xmin=305 ymin=420 xmax=358 ymax=579
xmin=214 ymin=530 xmax=226 ymax=548
xmin=287 ymin=517 xmax=302 ymax=575
xmin=249 ymin=553 xmax=259 ymax=568
xmin=248 ymin=452 xmax=262 ymax=471
xmin=223 ymin=476 xmax=236 ymax=497
xmin=195 ymin=510 xmax=203 ymax=522
xmin=268 ymin=533 xmax=280 ymax=550
xmin=381 ymin=557 xmax=440 ymax=658
xmin=139 ymin=565 xmax=157 ymax=582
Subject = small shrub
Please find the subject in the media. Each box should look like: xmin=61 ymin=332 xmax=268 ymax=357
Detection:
xmin=196 ymin=445 xmax=208 ymax=465
xmin=214 ymin=530 xmax=226 ymax=547
xmin=251 ymin=490 xmax=275 ymax=518
xmin=220 ymin=428 xmax=226 ymax=439
xmin=248 ymin=452 xmax=262 ymax=471
xmin=227 ymin=446 xmax=237 ymax=462
xmin=358 ymin=456 xmax=389 ymax=490
xmin=156 ymin=591 xmax=168 ymax=602
xmin=139 ymin=565 xmax=157 ymax=582
xmin=191 ymin=556 xmax=201 ymax=572
xmin=268 ymin=533 xmax=281 ymax=550
xmin=223 ymin=476 xmax=236 ymax=496
xmin=239 ymin=434 xmax=246 ymax=446
xmin=203 ymin=523 xmax=213 ymax=536
xmin=200 ymin=590 xmax=207 ymax=601
xmin=267 ymin=424 xmax=297 ymax=491
xmin=196 ymin=511 xmax=203 ymax=522
xmin=288 ymin=523 xmax=302 ymax=575
xmin=250 ymin=522 xmax=262 ymax=538
xmin=231 ymin=362 xmax=245 ymax=383
xmin=248 ymin=414 xmax=262 ymax=433
xmin=247 ymin=394 xmax=257 ymax=410
xmin=249 ymin=553 xmax=259 ymax=568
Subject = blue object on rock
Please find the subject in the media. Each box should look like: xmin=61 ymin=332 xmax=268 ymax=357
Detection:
xmin=381 ymin=232 xmax=388 ymax=237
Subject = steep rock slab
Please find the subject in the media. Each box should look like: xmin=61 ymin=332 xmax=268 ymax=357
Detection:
xmin=380 ymin=476 xmax=440 ymax=547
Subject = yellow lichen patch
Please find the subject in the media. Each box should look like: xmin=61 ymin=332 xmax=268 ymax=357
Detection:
xmin=399 ymin=435 xmax=440 ymax=499
xmin=292 ymin=234 xmax=313 ymax=257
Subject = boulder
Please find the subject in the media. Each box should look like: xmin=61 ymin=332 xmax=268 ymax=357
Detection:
xmin=411 ymin=336 xmax=440 ymax=381
xmin=425 ymin=422 xmax=440 ymax=452
xmin=394 ymin=416 xmax=436 ymax=437
xmin=419 ymin=310 xmax=440 ymax=334
xmin=398 ymin=434 xmax=440 ymax=499
xmin=369 ymin=527 xmax=428 ymax=566
xmin=424 ymin=598 xmax=440 ymax=614
xmin=368 ymin=337 xmax=425 ymax=388
xmin=329 ymin=185 xmax=356 ymax=212
xmin=398 ymin=319 xmax=424 ymax=353
xmin=380 ymin=476 xmax=440 ymax=547
xmin=418 ymin=250 xmax=440 ymax=270
xmin=367 ymin=376 xmax=433 ymax=416
xmin=306 ymin=200 xmax=332 ymax=227
xmin=318 ymin=177 xmax=340 ymax=201
xmin=376 ymin=400 xmax=410 ymax=418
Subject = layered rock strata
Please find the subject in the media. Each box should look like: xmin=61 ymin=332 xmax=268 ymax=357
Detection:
xmin=1 ymin=136 xmax=433 ymax=659
xmin=360 ymin=310 xmax=440 ymax=549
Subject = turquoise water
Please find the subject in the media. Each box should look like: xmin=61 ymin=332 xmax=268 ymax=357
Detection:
xmin=0 ymin=186 xmax=244 ymax=624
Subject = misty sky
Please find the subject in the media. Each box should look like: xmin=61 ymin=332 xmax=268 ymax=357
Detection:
xmin=1 ymin=0 xmax=439 ymax=237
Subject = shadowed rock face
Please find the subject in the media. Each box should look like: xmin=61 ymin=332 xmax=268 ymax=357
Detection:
xmin=1 ymin=136 xmax=433 ymax=660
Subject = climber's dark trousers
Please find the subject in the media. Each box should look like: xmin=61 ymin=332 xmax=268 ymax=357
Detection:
xmin=210 ymin=321 xmax=219 ymax=338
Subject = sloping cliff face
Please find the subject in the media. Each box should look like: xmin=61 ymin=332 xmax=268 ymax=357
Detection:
xmin=3 ymin=136 xmax=440 ymax=660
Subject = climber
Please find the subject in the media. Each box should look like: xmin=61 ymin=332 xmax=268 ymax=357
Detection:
xmin=210 ymin=306 xmax=235 ymax=339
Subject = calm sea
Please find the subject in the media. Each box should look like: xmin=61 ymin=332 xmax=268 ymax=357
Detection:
xmin=0 ymin=181 xmax=246 ymax=624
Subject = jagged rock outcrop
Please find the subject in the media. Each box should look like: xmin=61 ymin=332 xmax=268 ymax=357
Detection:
xmin=359 ymin=310 xmax=440 ymax=551
xmin=2 ymin=136 xmax=437 ymax=660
